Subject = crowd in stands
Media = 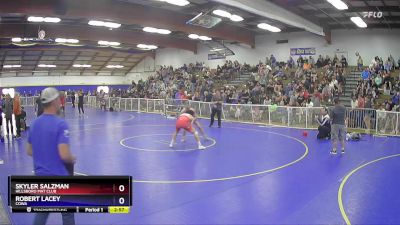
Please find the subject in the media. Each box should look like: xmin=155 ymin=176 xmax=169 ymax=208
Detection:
xmin=16 ymin=53 xmax=400 ymax=114
xmin=352 ymin=55 xmax=400 ymax=112
xmin=74 ymin=53 xmax=400 ymax=114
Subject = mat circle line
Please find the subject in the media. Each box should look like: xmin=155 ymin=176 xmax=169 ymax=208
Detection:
xmin=66 ymin=124 xmax=309 ymax=183
xmin=120 ymin=134 xmax=216 ymax=152
xmin=338 ymin=153 xmax=400 ymax=225
xmin=133 ymin=126 xmax=309 ymax=183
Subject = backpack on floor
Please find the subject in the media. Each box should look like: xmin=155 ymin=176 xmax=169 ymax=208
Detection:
xmin=109 ymin=107 xmax=114 ymax=112
xmin=346 ymin=132 xmax=361 ymax=141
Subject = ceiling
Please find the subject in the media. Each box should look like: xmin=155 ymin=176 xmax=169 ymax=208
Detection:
xmin=271 ymin=0 xmax=400 ymax=29
xmin=0 ymin=0 xmax=399 ymax=77
xmin=0 ymin=47 xmax=149 ymax=77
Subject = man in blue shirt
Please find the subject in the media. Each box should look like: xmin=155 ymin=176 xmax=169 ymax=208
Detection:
xmin=361 ymin=68 xmax=371 ymax=80
xmin=392 ymin=92 xmax=400 ymax=106
xmin=27 ymin=87 xmax=76 ymax=225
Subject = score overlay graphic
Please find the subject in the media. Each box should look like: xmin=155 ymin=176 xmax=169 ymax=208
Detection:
xmin=8 ymin=176 xmax=132 ymax=213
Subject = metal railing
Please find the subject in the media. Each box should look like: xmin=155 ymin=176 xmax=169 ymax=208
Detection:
xmin=20 ymin=97 xmax=36 ymax=106
xmin=85 ymin=96 xmax=400 ymax=137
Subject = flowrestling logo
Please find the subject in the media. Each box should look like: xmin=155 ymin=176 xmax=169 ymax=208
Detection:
xmin=363 ymin=11 xmax=383 ymax=18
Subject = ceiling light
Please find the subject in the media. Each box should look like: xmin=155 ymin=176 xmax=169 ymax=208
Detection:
xmin=27 ymin=16 xmax=43 ymax=22
xmin=66 ymin=39 xmax=79 ymax=43
xmin=188 ymin=34 xmax=211 ymax=41
xmin=188 ymin=34 xmax=199 ymax=39
xmin=137 ymin=44 xmax=158 ymax=50
xmin=147 ymin=45 xmax=158 ymax=49
xmin=88 ymin=20 xmax=104 ymax=26
xmin=143 ymin=27 xmax=158 ymax=33
xmin=143 ymin=27 xmax=171 ymax=34
xmin=257 ymin=23 xmax=281 ymax=32
xmin=89 ymin=20 xmax=121 ymax=28
xmin=11 ymin=37 xmax=22 ymax=42
xmin=106 ymin=65 xmax=124 ymax=69
xmin=350 ymin=17 xmax=367 ymax=28
xmin=326 ymin=0 xmax=348 ymax=10
xmin=108 ymin=42 xmax=120 ymax=46
xmin=98 ymin=40 xmax=120 ymax=46
xmin=137 ymin=44 xmax=147 ymax=49
xmin=157 ymin=0 xmax=190 ymax=7
xmin=199 ymin=36 xmax=212 ymax=41
xmin=27 ymin=16 xmax=60 ymax=23
xmin=38 ymin=64 xmax=56 ymax=68
xmin=212 ymin=9 xmax=232 ymax=18
xmin=55 ymin=38 xmax=79 ymax=43
xmin=3 ymin=65 xmax=21 ymax=68
xmin=157 ymin=29 xmax=171 ymax=34
xmin=43 ymin=17 xmax=61 ymax=23
xmin=55 ymin=38 xmax=67 ymax=43
xmin=104 ymin=22 xmax=121 ymax=28
xmin=73 ymin=64 xmax=92 ymax=68
xmin=98 ymin=40 xmax=109 ymax=45
xmin=230 ymin=15 xmax=244 ymax=22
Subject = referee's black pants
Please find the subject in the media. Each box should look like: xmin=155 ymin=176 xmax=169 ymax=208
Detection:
xmin=210 ymin=107 xmax=222 ymax=127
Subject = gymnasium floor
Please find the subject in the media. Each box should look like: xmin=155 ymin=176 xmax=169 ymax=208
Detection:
xmin=0 ymin=105 xmax=400 ymax=225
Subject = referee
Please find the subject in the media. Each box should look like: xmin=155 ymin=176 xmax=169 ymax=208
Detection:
xmin=330 ymin=98 xmax=347 ymax=154
xmin=26 ymin=87 xmax=76 ymax=225
xmin=209 ymin=90 xmax=222 ymax=128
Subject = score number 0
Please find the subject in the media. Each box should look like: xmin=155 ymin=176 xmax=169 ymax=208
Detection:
xmin=118 ymin=185 xmax=126 ymax=205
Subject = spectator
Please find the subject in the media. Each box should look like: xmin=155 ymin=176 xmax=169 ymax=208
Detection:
xmin=3 ymin=94 xmax=13 ymax=137
xmin=351 ymin=97 xmax=358 ymax=109
xmin=392 ymin=92 xmax=400 ymax=106
xmin=389 ymin=55 xmax=395 ymax=70
xmin=13 ymin=93 xmax=22 ymax=138
xmin=287 ymin=56 xmax=295 ymax=69
xmin=78 ymin=90 xmax=84 ymax=114
xmin=384 ymin=80 xmax=392 ymax=95
xmin=297 ymin=56 xmax=304 ymax=68
xmin=60 ymin=91 xmax=66 ymax=115
xmin=398 ymin=57 xmax=400 ymax=69
xmin=263 ymin=96 xmax=272 ymax=105
xmin=341 ymin=55 xmax=347 ymax=68
xmin=270 ymin=54 xmax=277 ymax=69
xmin=357 ymin=95 xmax=365 ymax=108
xmin=361 ymin=68 xmax=371 ymax=80
xmin=71 ymin=91 xmax=76 ymax=108
xmin=26 ymin=87 xmax=76 ymax=225
xmin=375 ymin=73 xmax=383 ymax=87
xmin=316 ymin=55 xmax=323 ymax=68
xmin=35 ymin=95 xmax=44 ymax=117
xmin=20 ymin=106 xmax=27 ymax=131
xmin=0 ymin=96 xmax=3 ymax=142
xmin=357 ymin=55 xmax=363 ymax=71
xmin=384 ymin=57 xmax=392 ymax=72
xmin=309 ymin=56 xmax=315 ymax=67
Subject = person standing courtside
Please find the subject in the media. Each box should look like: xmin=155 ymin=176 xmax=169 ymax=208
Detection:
xmin=60 ymin=91 xmax=66 ymax=116
xmin=26 ymin=87 xmax=76 ymax=225
xmin=0 ymin=95 xmax=4 ymax=142
xmin=71 ymin=90 xmax=76 ymax=108
xmin=330 ymin=98 xmax=347 ymax=154
xmin=35 ymin=94 xmax=44 ymax=117
xmin=78 ymin=89 xmax=84 ymax=115
xmin=209 ymin=90 xmax=222 ymax=128
xmin=3 ymin=94 xmax=14 ymax=137
xmin=13 ymin=93 xmax=22 ymax=138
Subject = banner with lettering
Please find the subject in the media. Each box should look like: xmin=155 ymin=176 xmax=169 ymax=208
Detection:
xmin=290 ymin=48 xmax=316 ymax=56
